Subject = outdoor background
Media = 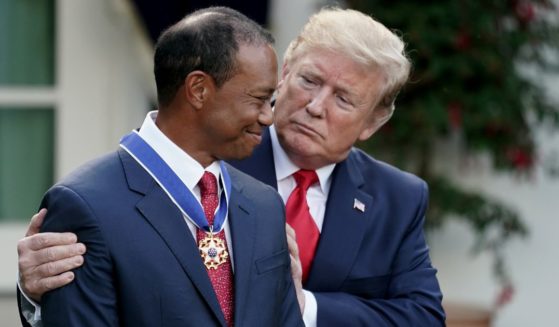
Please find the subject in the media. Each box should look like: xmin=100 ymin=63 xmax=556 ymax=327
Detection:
xmin=0 ymin=0 xmax=557 ymax=326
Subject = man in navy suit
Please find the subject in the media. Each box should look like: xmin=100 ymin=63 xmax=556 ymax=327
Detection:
xmin=16 ymin=6 xmax=303 ymax=327
xmin=230 ymin=8 xmax=445 ymax=326
xmin=17 ymin=7 xmax=444 ymax=326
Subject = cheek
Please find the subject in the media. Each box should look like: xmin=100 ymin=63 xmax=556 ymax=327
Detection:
xmin=275 ymin=93 xmax=307 ymax=122
xmin=325 ymin=117 xmax=363 ymax=146
xmin=232 ymin=105 xmax=258 ymax=123
xmin=288 ymin=86 xmax=309 ymax=105
xmin=273 ymin=107 xmax=287 ymax=127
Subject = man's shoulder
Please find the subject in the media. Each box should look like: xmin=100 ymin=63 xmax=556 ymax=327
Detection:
xmin=54 ymin=150 xmax=124 ymax=192
xmin=41 ymin=150 xmax=130 ymax=231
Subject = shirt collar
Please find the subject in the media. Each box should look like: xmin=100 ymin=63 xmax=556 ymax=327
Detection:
xmin=137 ymin=111 xmax=221 ymax=190
xmin=270 ymin=125 xmax=336 ymax=195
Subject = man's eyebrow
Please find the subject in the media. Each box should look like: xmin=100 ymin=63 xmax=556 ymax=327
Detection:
xmin=249 ymin=86 xmax=276 ymax=95
xmin=336 ymin=85 xmax=357 ymax=98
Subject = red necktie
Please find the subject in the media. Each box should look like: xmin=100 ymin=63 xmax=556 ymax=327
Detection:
xmin=285 ymin=170 xmax=319 ymax=283
xmin=196 ymin=172 xmax=234 ymax=326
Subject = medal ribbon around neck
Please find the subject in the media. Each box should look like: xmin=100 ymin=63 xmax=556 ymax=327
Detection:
xmin=119 ymin=131 xmax=231 ymax=233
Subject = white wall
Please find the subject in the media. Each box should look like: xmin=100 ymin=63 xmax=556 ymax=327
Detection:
xmin=0 ymin=0 xmax=154 ymax=291
xmin=56 ymin=0 xmax=155 ymax=178
xmin=430 ymin=75 xmax=559 ymax=326
xmin=269 ymin=0 xmax=323 ymax=62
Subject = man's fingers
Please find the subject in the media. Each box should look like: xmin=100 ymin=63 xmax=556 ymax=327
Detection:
xmin=26 ymin=272 xmax=74 ymax=301
xmin=285 ymin=223 xmax=296 ymax=239
xmin=287 ymin=237 xmax=299 ymax=257
xmin=26 ymin=232 xmax=79 ymax=251
xmin=31 ymin=243 xmax=86 ymax=266
xmin=19 ymin=242 xmax=85 ymax=271
xmin=19 ymin=255 xmax=83 ymax=302
xmin=285 ymin=225 xmax=299 ymax=258
xmin=26 ymin=209 xmax=47 ymax=237
xmin=290 ymin=254 xmax=303 ymax=280
xmin=36 ymin=255 xmax=84 ymax=277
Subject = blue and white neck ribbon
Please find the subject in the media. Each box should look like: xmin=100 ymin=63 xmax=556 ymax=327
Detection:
xmin=119 ymin=131 xmax=231 ymax=233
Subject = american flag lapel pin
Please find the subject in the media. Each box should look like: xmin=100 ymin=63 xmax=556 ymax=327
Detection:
xmin=353 ymin=198 xmax=365 ymax=212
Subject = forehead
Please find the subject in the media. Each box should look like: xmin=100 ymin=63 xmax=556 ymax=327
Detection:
xmin=290 ymin=48 xmax=384 ymax=107
xmin=231 ymin=44 xmax=278 ymax=93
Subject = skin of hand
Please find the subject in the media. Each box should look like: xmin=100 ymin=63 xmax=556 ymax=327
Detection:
xmin=285 ymin=223 xmax=306 ymax=313
xmin=17 ymin=209 xmax=87 ymax=302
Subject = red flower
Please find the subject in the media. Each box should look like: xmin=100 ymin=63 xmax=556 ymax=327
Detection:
xmin=515 ymin=0 xmax=536 ymax=24
xmin=453 ymin=31 xmax=471 ymax=51
xmin=506 ymin=147 xmax=534 ymax=170
xmin=447 ymin=102 xmax=462 ymax=130
xmin=495 ymin=283 xmax=515 ymax=308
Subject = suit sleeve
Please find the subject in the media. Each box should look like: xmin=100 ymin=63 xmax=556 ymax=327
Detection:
xmin=39 ymin=185 xmax=119 ymax=326
xmin=314 ymin=181 xmax=445 ymax=326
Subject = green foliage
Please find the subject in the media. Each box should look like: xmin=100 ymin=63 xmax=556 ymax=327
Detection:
xmin=348 ymin=0 xmax=559 ymax=285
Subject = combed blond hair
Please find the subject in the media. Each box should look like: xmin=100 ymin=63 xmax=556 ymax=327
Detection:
xmin=284 ymin=7 xmax=410 ymax=113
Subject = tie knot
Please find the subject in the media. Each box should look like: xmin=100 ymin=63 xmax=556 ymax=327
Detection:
xmin=293 ymin=170 xmax=318 ymax=190
xmin=199 ymin=171 xmax=218 ymax=197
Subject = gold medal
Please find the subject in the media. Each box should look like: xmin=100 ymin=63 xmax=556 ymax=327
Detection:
xmin=199 ymin=230 xmax=229 ymax=270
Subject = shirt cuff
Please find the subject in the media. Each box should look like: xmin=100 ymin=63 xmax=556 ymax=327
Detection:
xmin=17 ymin=274 xmax=43 ymax=326
xmin=302 ymin=289 xmax=317 ymax=327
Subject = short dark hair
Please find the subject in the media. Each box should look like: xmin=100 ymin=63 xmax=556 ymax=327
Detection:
xmin=154 ymin=6 xmax=274 ymax=106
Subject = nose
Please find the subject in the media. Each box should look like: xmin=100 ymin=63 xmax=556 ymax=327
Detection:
xmin=258 ymin=101 xmax=273 ymax=126
xmin=306 ymin=89 xmax=327 ymax=118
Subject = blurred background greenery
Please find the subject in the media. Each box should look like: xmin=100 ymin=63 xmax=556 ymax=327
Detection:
xmin=348 ymin=0 xmax=559 ymax=287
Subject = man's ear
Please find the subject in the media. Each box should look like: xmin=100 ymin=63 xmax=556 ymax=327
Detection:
xmin=358 ymin=106 xmax=394 ymax=141
xmin=184 ymin=71 xmax=212 ymax=109
xmin=277 ymin=62 xmax=290 ymax=89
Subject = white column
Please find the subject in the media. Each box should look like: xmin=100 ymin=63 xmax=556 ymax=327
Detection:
xmin=56 ymin=0 xmax=154 ymax=179
xmin=269 ymin=0 xmax=322 ymax=64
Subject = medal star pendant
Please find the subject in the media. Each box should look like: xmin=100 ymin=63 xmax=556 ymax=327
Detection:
xmin=199 ymin=231 xmax=229 ymax=270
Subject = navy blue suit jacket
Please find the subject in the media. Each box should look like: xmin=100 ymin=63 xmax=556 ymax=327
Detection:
xmin=230 ymin=129 xmax=445 ymax=326
xmin=38 ymin=149 xmax=303 ymax=327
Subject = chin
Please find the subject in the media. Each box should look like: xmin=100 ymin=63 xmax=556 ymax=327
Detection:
xmin=285 ymin=136 xmax=317 ymax=154
xmin=235 ymin=148 xmax=256 ymax=160
xmin=286 ymin=145 xmax=320 ymax=162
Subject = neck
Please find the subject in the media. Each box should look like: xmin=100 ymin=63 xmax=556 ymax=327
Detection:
xmin=155 ymin=108 xmax=216 ymax=168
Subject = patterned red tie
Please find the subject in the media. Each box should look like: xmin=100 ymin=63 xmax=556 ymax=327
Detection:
xmin=196 ymin=172 xmax=234 ymax=326
xmin=285 ymin=170 xmax=319 ymax=283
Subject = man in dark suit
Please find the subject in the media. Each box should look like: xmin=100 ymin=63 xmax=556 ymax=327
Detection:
xmin=17 ymin=7 xmax=444 ymax=327
xmin=229 ymin=8 xmax=445 ymax=325
xmin=17 ymin=6 xmax=303 ymax=327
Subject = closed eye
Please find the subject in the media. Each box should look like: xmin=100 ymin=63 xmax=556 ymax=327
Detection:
xmin=300 ymin=75 xmax=317 ymax=88
xmin=335 ymin=93 xmax=355 ymax=110
xmin=256 ymin=95 xmax=272 ymax=102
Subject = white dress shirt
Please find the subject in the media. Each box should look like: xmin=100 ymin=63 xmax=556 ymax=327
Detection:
xmin=138 ymin=111 xmax=235 ymax=267
xmin=270 ymin=125 xmax=336 ymax=327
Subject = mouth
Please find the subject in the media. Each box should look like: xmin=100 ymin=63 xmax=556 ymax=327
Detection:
xmin=245 ymin=130 xmax=262 ymax=144
xmin=293 ymin=121 xmax=322 ymax=139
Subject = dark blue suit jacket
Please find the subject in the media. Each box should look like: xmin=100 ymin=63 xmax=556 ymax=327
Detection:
xmin=38 ymin=149 xmax=303 ymax=327
xmin=230 ymin=129 xmax=445 ymax=326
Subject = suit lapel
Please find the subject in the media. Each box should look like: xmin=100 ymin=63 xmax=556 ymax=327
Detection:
xmin=225 ymin=168 xmax=257 ymax=325
xmin=119 ymin=149 xmax=226 ymax=326
xmin=232 ymin=137 xmax=375 ymax=292
xmin=305 ymin=153 xmax=374 ymax=291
